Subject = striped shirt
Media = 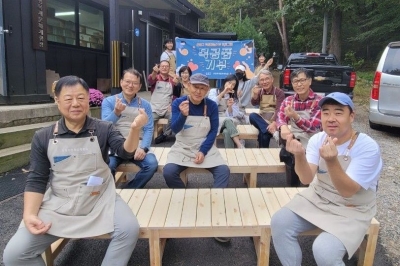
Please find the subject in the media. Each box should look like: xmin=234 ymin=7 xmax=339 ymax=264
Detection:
xmin=277 ymin=90 xmax=322 ymax=133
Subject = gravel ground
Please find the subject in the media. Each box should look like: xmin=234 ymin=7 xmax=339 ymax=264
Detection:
xmin=351 ymin=101 xmax=400 ymax=265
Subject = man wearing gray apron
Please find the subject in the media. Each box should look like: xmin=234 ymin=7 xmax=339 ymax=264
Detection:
xmin=249 ymin=69 xmax=286 ymax=148
xmin=3 ymin=76 xmax=148 ymax=266
xmin=271 ymin=92 xmax=382 ymax=266
xmin=163 ymin=73 xmax=230 ymax=190
xmin=148 ymin=60 xmax=177 ymax=144
xmin=277 ymin=68 xmax=322 ymax=186
xmin=102 ymin=68 xmax=157 ymax=188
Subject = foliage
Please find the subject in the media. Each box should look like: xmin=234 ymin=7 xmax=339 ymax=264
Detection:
xmin=343 ymin=51 xmax=364 ymax=70
xmin=353 ymin=71 xmax=373 ymax=106
xmin=189 ymin=0 xmax=400 ymax=66
xmin=234 ymin=16 xmax=268 ymax=55
xmin=89 ymin=88 xmax=104 ymax=107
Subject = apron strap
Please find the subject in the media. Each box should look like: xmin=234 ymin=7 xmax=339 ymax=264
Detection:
xmin=187 ymin=95 xmax=207 ymax=116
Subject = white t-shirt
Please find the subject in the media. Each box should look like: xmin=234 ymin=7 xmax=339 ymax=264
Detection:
xmin=160 ymin=50 xmax=176 ymax=62
xmin=306 ymin=132 xmax=382 ymax=191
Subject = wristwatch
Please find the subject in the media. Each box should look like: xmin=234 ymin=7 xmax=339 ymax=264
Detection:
xmin=141 ymin=147 xmax=149 ymax=153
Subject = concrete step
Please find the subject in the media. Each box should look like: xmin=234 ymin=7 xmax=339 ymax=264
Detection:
xmin=0 ymin=103 xmax=60 ymax=128
xmin=0 ymin=121 xmax=55 ymax=149
xmin=0 ymin=144 xmax=31 ymax=174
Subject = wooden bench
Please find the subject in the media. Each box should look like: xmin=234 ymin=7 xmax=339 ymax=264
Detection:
xmin=245 ymin=108 xmax=260 ymax=115
xmin=216 ymin=124 xmax=259 ymax=141
xmin=153 ymin=118 xmax=169 ymax=141
xmin=115 ymin=147 xmax=285 ymax=188
xmin=43 ymin=187 xmax=379 ymax=266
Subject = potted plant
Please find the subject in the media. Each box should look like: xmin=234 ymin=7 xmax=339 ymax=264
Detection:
xmin=89 ymin=88 xmax=104 ymax=118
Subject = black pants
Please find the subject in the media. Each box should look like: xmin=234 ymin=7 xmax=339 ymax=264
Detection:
xmin=279 ymin=140 xmax=301 ymax=187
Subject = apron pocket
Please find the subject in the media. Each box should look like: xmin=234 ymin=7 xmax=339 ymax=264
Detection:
xmin=72 ymin=181 xmax=109 ymax=216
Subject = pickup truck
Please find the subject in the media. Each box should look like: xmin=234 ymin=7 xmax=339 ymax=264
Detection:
xmin=279 ymin=52 xmax=356 ymax=98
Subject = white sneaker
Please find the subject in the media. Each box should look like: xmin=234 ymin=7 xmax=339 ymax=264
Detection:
xmin=239 ymin=139 xmax=245 ymax=149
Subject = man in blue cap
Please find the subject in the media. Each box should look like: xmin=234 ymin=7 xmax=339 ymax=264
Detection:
xmin=271 ymin=92 xmax=382 ymax=265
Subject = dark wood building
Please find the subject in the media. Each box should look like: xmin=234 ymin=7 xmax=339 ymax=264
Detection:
xmin=0 ymin=0 xmax=234 ymax=104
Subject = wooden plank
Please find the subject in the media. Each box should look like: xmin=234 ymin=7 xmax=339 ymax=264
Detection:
xmin=152 ymin=147 xmax=164 ymax=163
xmin=234 ymin=149 xmax=249 ymax=167
xmin=225 ymin=149 xmax=239 ymax=167
xmin=119 ymin=189 xmax=134 ymax=204
xmin=128 ymin=189 xmax=148 ymax=215
xmin=273 ymin=187 xmax=291 ymax=207
xmin=251 ymin=148 xmax=268 ymax=166
xmin=164 ymin=189 xmax=186 ymax=228
xmin=248 ymin=188 xmax=271 ymax=226
xmin=180 ymin=189 xmax=198 ymax=228
xmin=224 ymin=189 xmax=242 ymax=226
xmin=269 ymin=148 xmax=282 ymax=164
xmin=218 ymin=148 xmax=227 ymax=163
xmin=149 ymin=189 xmax=173 ymax=228
xmin=260 ymin=187 xmax=281 ymax=217
xmin=196 ymin=189 xmax=212 ymax=228
xmin=158 ymin=147 xmax=169 ymax=167
xmin=243 ymin=149 xmax=258 ymax=167
xmin=236 ymin=188 xmax=258 ymax=226
xmin=245 ymin=108 xmax=259 ymax=114
xmin=285 ymin=187 xmax=299 ymax=200
xmin=260 ymin=149 xmax=278 ymax=166
xmin=211 ymin=188 xmax=227 ymax=227
xmin=136 ymin=189 xmax=160 ymax=227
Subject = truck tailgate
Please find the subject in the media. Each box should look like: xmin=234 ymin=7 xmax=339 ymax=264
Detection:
xmin=291 ymin=64 xmax=354 ymax=95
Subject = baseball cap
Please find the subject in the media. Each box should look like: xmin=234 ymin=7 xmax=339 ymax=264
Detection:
xmin=235 ymin=65 xmax=246 ymax=72
xmin=318 ymin=92 xmax=355 ymax=111
xmin=190 ymin=73 xmax=209 ymax=86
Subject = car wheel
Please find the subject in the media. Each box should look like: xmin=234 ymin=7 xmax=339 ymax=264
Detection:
xmin=369 ymin=120 xmax=382 ymax=130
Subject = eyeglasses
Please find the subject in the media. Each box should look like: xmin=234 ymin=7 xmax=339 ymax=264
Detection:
xmin=159 ymin=65 xmax=169 ymax=69
xmin=292 ymin=78 xmax=308 ymax=85
xmin=259 ymin=78 xmax=271 ymax=83
xmin=123 ymin=80 xmax=141 ymax=86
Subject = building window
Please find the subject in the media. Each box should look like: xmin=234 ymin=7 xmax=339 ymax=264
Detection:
xmin=47 ymin=0 xmax=105 ymax=50
xmin=79 ymin=3 xmax=104 ymax=50
xmin=47 ymin=0 xmax=76 ymax=45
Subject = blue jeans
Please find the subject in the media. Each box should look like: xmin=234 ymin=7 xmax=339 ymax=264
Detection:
xmin=109 ymin=153 xmax=158 ymax=189
xmin=249 ymin=113 xmax=272 ymax=148
xmin=163 ymin=163 xmax=230 ymax=188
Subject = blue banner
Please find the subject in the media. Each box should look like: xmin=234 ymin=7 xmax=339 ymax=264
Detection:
xmin=176 ymin=38 xmax=255 ymax=79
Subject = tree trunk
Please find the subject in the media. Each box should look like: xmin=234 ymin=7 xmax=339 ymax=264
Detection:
xmin=277 ymin=0 xmax=290 ymax=60
xmin=329 ymin=9 xmax=342 ymax=62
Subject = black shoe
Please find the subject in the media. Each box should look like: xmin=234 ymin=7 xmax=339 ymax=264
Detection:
xmin=155 ymin=134 xmax=167 ymax=144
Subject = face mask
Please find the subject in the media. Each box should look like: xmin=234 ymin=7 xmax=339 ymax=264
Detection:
xmin=236 ymin=73 xmax=244 ymax=80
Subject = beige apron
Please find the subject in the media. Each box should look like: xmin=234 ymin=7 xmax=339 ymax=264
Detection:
xmin=285 ymin=133 xmax=376 ymax=257
xmin=151 ymin=80 xmax=172 ymax=116
xmin=33 ymin=121 xmax=116 ymax=238
xmin=166 ymin=97 xmax=226 ymax=168
xmin=115 ymin=97 xmax=141 ymax=138
xmin=167 ymin=52 xmax=177 ymax=75
xmin=289 ymin=97 xmax=317 ymax=147
xmin=258 ymin=88 xmax=276 ymax=123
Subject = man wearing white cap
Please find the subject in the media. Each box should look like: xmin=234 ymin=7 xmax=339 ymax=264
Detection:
xmin=271 ymin=92 xmax=382 ymax=265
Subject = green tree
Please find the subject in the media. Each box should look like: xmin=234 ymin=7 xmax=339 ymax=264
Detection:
xmin=234 ymin=16 xmax=269 ymax=54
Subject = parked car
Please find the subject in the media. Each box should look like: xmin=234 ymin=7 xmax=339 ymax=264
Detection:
xmin=279 ymin=52 xmax=356 ymax=98
xmin=369 ymin=41 xmax=400 ymax=129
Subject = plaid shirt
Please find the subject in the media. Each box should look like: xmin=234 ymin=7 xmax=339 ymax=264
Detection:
xmin=277 ymin=89 xmax=322 ymax=133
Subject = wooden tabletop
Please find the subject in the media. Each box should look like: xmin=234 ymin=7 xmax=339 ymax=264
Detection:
xmin=117 ymin=187 xmax=305 ymax=238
